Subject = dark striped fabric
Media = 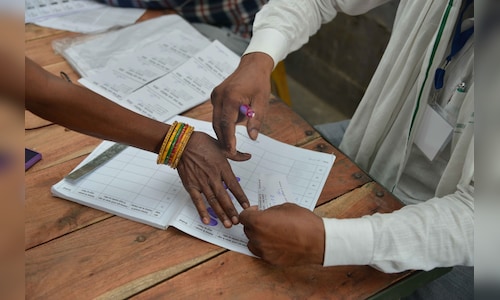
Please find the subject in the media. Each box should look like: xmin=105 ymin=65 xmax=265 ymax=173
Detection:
xmin=96 ymin=0 xmax=267 ymax=37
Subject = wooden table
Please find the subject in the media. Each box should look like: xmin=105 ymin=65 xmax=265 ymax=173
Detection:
xmin=25 ymin=10 xmax=446 ymax=299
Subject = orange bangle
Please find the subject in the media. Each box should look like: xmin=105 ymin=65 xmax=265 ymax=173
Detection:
xmin=168 ymin=125 xmax=190 ymax=167
xmin=171 ymin=126 xmax=194 ymax=169
xmin=166 ymin=125 xmax=188 ymax=166
xmin=163 ymin=122 xmax=185 ymax=165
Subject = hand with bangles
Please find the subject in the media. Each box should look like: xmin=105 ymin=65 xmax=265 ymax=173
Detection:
xmin=24 ymin=57 xmax=251 ymax=227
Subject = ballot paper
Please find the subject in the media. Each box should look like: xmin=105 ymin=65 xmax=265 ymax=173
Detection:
xmin=25 ymin=0 xmax=104 ymax=23
xmin=52 ymin=116 xmax=336 ymax=257
xmin=79 ymin=39 xmax=236 ymax=122
xmin=25 ymin=0 xmax=145 ymax=33
xmin=258 ymin=173 xmax=293 ymax=210
xmin=55 ymin=15 xmax=208 ymax=78
xmin=56 ymin=15 xmax=232 ymax=123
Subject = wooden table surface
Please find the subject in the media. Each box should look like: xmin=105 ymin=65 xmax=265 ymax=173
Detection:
xmin=25 ymin=10 xmax=417 ymax=299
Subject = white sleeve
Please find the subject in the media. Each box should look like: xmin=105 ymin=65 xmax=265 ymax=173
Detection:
xmin=323 ymin=183 xmax=474 ymax=273
xmin=244 ymin=0 xmax=392 ymax=67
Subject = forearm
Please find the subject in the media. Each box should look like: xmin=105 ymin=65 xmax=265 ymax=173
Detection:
xmin=25 ymin=57 xmax=168 ymax=154
xmin=245 ymin=0 xmax=391 ymax=66
xmin=324 ymin=187 xmax=474 ymax=272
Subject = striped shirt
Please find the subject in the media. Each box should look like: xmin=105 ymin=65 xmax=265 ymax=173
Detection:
xmin=96 ymin=0 xmax=267 ymax=38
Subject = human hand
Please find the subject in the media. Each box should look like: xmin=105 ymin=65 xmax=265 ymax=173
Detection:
xmin=177 ymin=131 xmax=251 ymax=228
xmin=211 ymin=53 xmax=274 ymax=159
xmin=240 ymin=203 xmax=325 ymax=266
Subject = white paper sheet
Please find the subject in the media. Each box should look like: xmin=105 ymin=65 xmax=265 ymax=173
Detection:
xmin=25 ymin=0 xmax=104 ymax=23
xmin=55 ymin=15 xmax=206 ymax=77
xmin=26 ymin=0 xmax=145 ymax=33
xmin=79 ymin=30 xmax=210 ymax=101
xmin=258 ymin=173 xmax=293 ymax=210
xmin=80 ymin=40 xmax=236 ymax=122
xmin=52 ymin=116 xmax=336 ymax=257
xmin=34 ymin=6 xmax=145 ymax=34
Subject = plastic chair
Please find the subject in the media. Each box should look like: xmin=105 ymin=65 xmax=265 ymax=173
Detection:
xmin=271 ymin=61 xmax=292 ymax=106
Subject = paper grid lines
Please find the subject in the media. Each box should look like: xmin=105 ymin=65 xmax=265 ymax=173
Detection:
xmin=52 ymin=116 xmax=335 ymax=256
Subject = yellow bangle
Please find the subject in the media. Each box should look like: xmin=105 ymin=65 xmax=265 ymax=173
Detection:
xmin=166 ymin=125 xmax=189 ymax=166
xmin=171 ymin=126 xmax=194 ymax=169
xmin=157 ymin=121 xmax=177 ymax=164
xmin=163 ymin=122 xmax=185 ymax=165
xmin=159 ymin=122 xmax=181 ymax=164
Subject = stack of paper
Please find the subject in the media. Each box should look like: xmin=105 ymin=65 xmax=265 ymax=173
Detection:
xmin=25 ymin=0 xmax=145 ymax=33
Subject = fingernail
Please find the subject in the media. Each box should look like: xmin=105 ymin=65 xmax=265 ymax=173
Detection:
xmin=224 ymin=220 xmax=233 ymax=228
xmin=250 ymin=129 xmax=258 ymax=140
xmin=231 ymin=216 xmax=239 ymax=224
xmin=202 ymin=217 xmax=210 ymax=225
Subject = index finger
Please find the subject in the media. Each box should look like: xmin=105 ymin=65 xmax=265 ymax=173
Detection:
xmin=222 ymin=171 xmax=250 ymax=210
xmin=211 ymin=91 xmax=239 ymax=157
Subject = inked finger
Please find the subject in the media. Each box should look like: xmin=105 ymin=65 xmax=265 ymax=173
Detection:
xmin=222 ymin=171 xmax=250 ymax=210
xmin=201 ymin=185 xmax=232 ymax=228
xmin=212 ymin=179 xmax=240 ymax=224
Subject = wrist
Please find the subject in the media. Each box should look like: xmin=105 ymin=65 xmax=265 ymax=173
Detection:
xmin=239 ymin=52 xmax=274 ymax=77
xmin=156 ymin=122 xmax=195 ymax=169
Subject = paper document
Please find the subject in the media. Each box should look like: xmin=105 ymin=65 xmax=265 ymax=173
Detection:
xmin=57 ymin=14 xmax=231 ymax=123
xmin=52 ymin=116 xmax=336 ymax=257
xmin=80 ymin=39 xmax=237 ymax=121
xmin=25 ymin=0 xmax=104 ymax=23
xmin=55 ymin=15 xmax=208 ymax=77
xmin=79 ymin=30 xmax=211 ymax=101
xmin=26 ymin=0 xmax=145 ymax=33
xmin=258 ymin=173 xmax=293 ymax=210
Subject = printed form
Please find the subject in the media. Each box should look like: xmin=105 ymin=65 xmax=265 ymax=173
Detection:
xmin=79 ymin=34 xmax=235 ymax=122
xmin=52 ymin=116 xmax=336 ymax=257
xmin=25 ymin=0 xmax=145 ymax=33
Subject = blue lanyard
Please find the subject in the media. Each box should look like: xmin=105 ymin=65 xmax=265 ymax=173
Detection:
xmin=434 ymin=0 xmax=474 ymax=90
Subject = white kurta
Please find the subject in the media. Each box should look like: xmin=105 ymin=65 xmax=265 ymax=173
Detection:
xmin=244 ymin=0 xmax=474 ymax=272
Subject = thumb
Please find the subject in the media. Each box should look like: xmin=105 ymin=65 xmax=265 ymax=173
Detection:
xmin=226 ymin=150 xmax=251 ymax=162
xmin=239 ymin=205 xmax=258 ymax=224
xmin=247 ymin=118 xmax=261 ymax=141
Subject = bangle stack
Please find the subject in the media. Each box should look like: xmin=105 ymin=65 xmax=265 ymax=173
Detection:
xmin=157 ymin=121 xmax=194 ymax=169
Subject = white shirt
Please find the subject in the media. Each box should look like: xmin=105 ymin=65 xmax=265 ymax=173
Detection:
xmin=245 ymin=0 xmax=474 ymax=272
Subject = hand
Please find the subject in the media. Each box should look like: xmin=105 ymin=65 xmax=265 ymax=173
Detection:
xmin=239 ymin=203 xmax=325 ymax=266
xmin=211 ymin=53 xmax=274 ymax=159
xmin=177 ymin=131 xmax=251 ymax=228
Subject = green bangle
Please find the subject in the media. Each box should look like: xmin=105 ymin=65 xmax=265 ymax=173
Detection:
xmin=163 ymin=123 xmax=185 ymax=165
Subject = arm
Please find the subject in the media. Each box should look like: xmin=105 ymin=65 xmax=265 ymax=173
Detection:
xmin=211 ymin=0 xmax=391 ymax=156
xmin=240 ymin=203 xmax=325 ymax=266
xmin=25 ymin=57 xmax=250 ymax=228
xmin=26 ymin=57 xmax=167 ymax=154
xmin=240 ymin=183 xmax=474 ymax=271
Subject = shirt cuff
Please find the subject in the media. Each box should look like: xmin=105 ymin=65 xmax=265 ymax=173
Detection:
xmin=322 ymin=217 xmax=374 ymax=267
xmin=243 ymin=28 xmax=289 ymax=69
